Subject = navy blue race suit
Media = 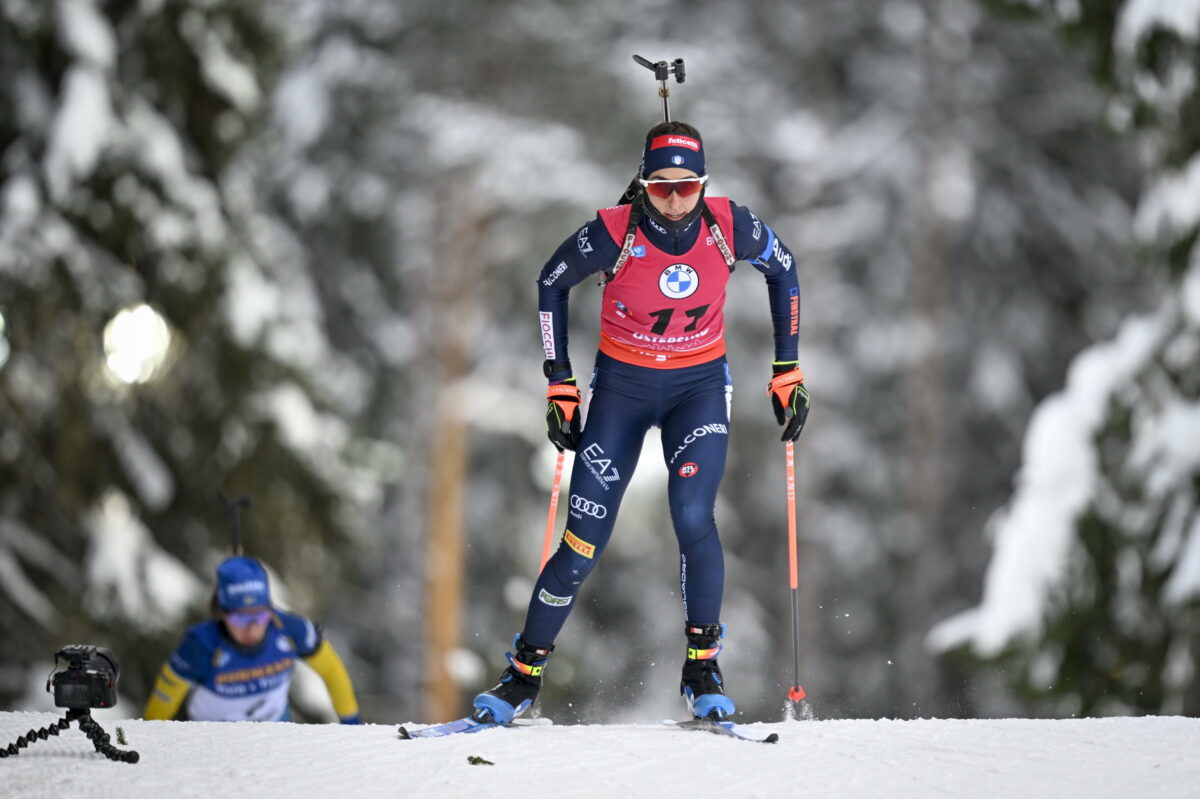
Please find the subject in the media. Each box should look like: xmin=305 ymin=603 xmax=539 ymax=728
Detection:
xmin=523 ymin=197 xmax=800 ymax=646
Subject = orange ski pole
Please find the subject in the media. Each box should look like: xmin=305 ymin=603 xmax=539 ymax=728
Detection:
xmin=785 ymin=441 xmax=806 ymax=703
xmin=539 ymin=449 xmax=566 ymax=573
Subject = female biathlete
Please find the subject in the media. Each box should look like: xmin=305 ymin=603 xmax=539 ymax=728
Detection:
xmin=474 ymin=121 xmax=810 ymax=723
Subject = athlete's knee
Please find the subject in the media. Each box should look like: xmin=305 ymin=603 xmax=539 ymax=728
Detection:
xmin=671 ymin=499 xmax=717 ymax=546
xmin=546 ymin=529 xmax=603 ymax=587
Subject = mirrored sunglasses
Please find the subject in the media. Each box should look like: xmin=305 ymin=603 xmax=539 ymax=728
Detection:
xmin=226 ymin=609 xmax=271 ymax=628
xmin=639 ymin=174 xmax=709 ymax=199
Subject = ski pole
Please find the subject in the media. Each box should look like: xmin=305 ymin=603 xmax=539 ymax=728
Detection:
xmin=539 ymin=450 xmax=566 ymax=573
xmin=785 ymin=441 xmax=806 ymax=703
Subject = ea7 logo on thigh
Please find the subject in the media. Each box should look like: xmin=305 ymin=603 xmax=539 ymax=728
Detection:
xmin=581 ymin=443 xmax=621 ymax=490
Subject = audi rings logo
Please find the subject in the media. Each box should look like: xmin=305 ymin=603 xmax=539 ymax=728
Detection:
xmin=570 ymin=495 xmax=607 ymax=519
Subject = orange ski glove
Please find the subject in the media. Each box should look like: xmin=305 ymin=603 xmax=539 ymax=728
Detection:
xmin=766 ymin=362 xmax=810 ymax=442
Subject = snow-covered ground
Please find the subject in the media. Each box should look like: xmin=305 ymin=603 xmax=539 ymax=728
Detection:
xmin=2 ymin=710 xmax=1197 ymax=798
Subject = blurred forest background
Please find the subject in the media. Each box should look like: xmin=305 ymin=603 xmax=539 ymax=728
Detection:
xmin=1 ymin=0 xmax=1197 ymax=725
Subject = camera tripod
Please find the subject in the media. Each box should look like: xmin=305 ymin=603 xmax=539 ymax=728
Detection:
xmin=0 ymin=707 xmax=139 ymax=763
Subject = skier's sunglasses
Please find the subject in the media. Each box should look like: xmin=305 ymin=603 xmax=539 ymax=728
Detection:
xmin=639 ymin=175 xmax=709 ymax=199
xmin=225 ymin=609 xmax=271 ymax=628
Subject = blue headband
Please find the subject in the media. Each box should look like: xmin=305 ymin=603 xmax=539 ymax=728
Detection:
xmin=641 ymin=132 xmax=705 ymax=177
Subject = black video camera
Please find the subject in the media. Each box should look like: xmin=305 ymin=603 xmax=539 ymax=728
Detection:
xmin=46 ymin=645 xmax=120 ymax=710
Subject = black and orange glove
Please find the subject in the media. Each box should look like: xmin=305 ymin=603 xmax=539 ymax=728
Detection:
xmin=766 ymin=361 xmax=810 ymax=442
xmin=545 ymin=373 xmax=582 ymax=451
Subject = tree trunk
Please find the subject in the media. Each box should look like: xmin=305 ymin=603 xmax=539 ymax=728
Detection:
xmin=421 ymin=174 xmax=503 ymax=721
xmin=424 ymin=343 xmax=468 ymax=721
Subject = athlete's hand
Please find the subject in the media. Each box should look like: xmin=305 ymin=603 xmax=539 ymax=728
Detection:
xmin=546 ymin=378 xmax=582 ymax=451
xmin=767 ymin=362 xmax=810 ymax=442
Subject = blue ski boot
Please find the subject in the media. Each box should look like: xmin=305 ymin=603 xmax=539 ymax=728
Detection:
xmin=681 ymin=622 xmax=735 ymax=720
xmin=472 ymin=635 xmax=553 ymax=723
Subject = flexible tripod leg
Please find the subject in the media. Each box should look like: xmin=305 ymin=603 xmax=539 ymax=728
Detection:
xmin=0 ymin=709 xmax=138 ymax=763
xmin=0 ymin=714 xmax=71 ymax=758
xmin=73 ymin=710 xmax=140 ymax=763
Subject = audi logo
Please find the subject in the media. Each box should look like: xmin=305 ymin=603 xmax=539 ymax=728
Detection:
xmin=570 ymin=495 xmax=607 ymax=519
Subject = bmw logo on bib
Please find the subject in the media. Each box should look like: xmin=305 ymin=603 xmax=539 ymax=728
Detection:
xmin=659 ymin=264 xmax=699 ymax=299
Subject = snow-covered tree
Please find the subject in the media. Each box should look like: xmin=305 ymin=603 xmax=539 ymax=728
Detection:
xmin=931 ymin=0 xmax=1200 ymax=716
xmin=0 ymin=0 xmax=1168 ymax=725
xmin=0 ymin=0 xmax=384 ymax=710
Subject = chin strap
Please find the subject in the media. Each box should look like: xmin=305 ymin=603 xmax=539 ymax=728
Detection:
xmin=602 ymin=197 xmax=735 ymax=285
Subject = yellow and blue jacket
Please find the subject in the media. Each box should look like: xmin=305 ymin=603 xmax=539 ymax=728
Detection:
xmin=143 ymin=609 xmax=360 ymax=724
